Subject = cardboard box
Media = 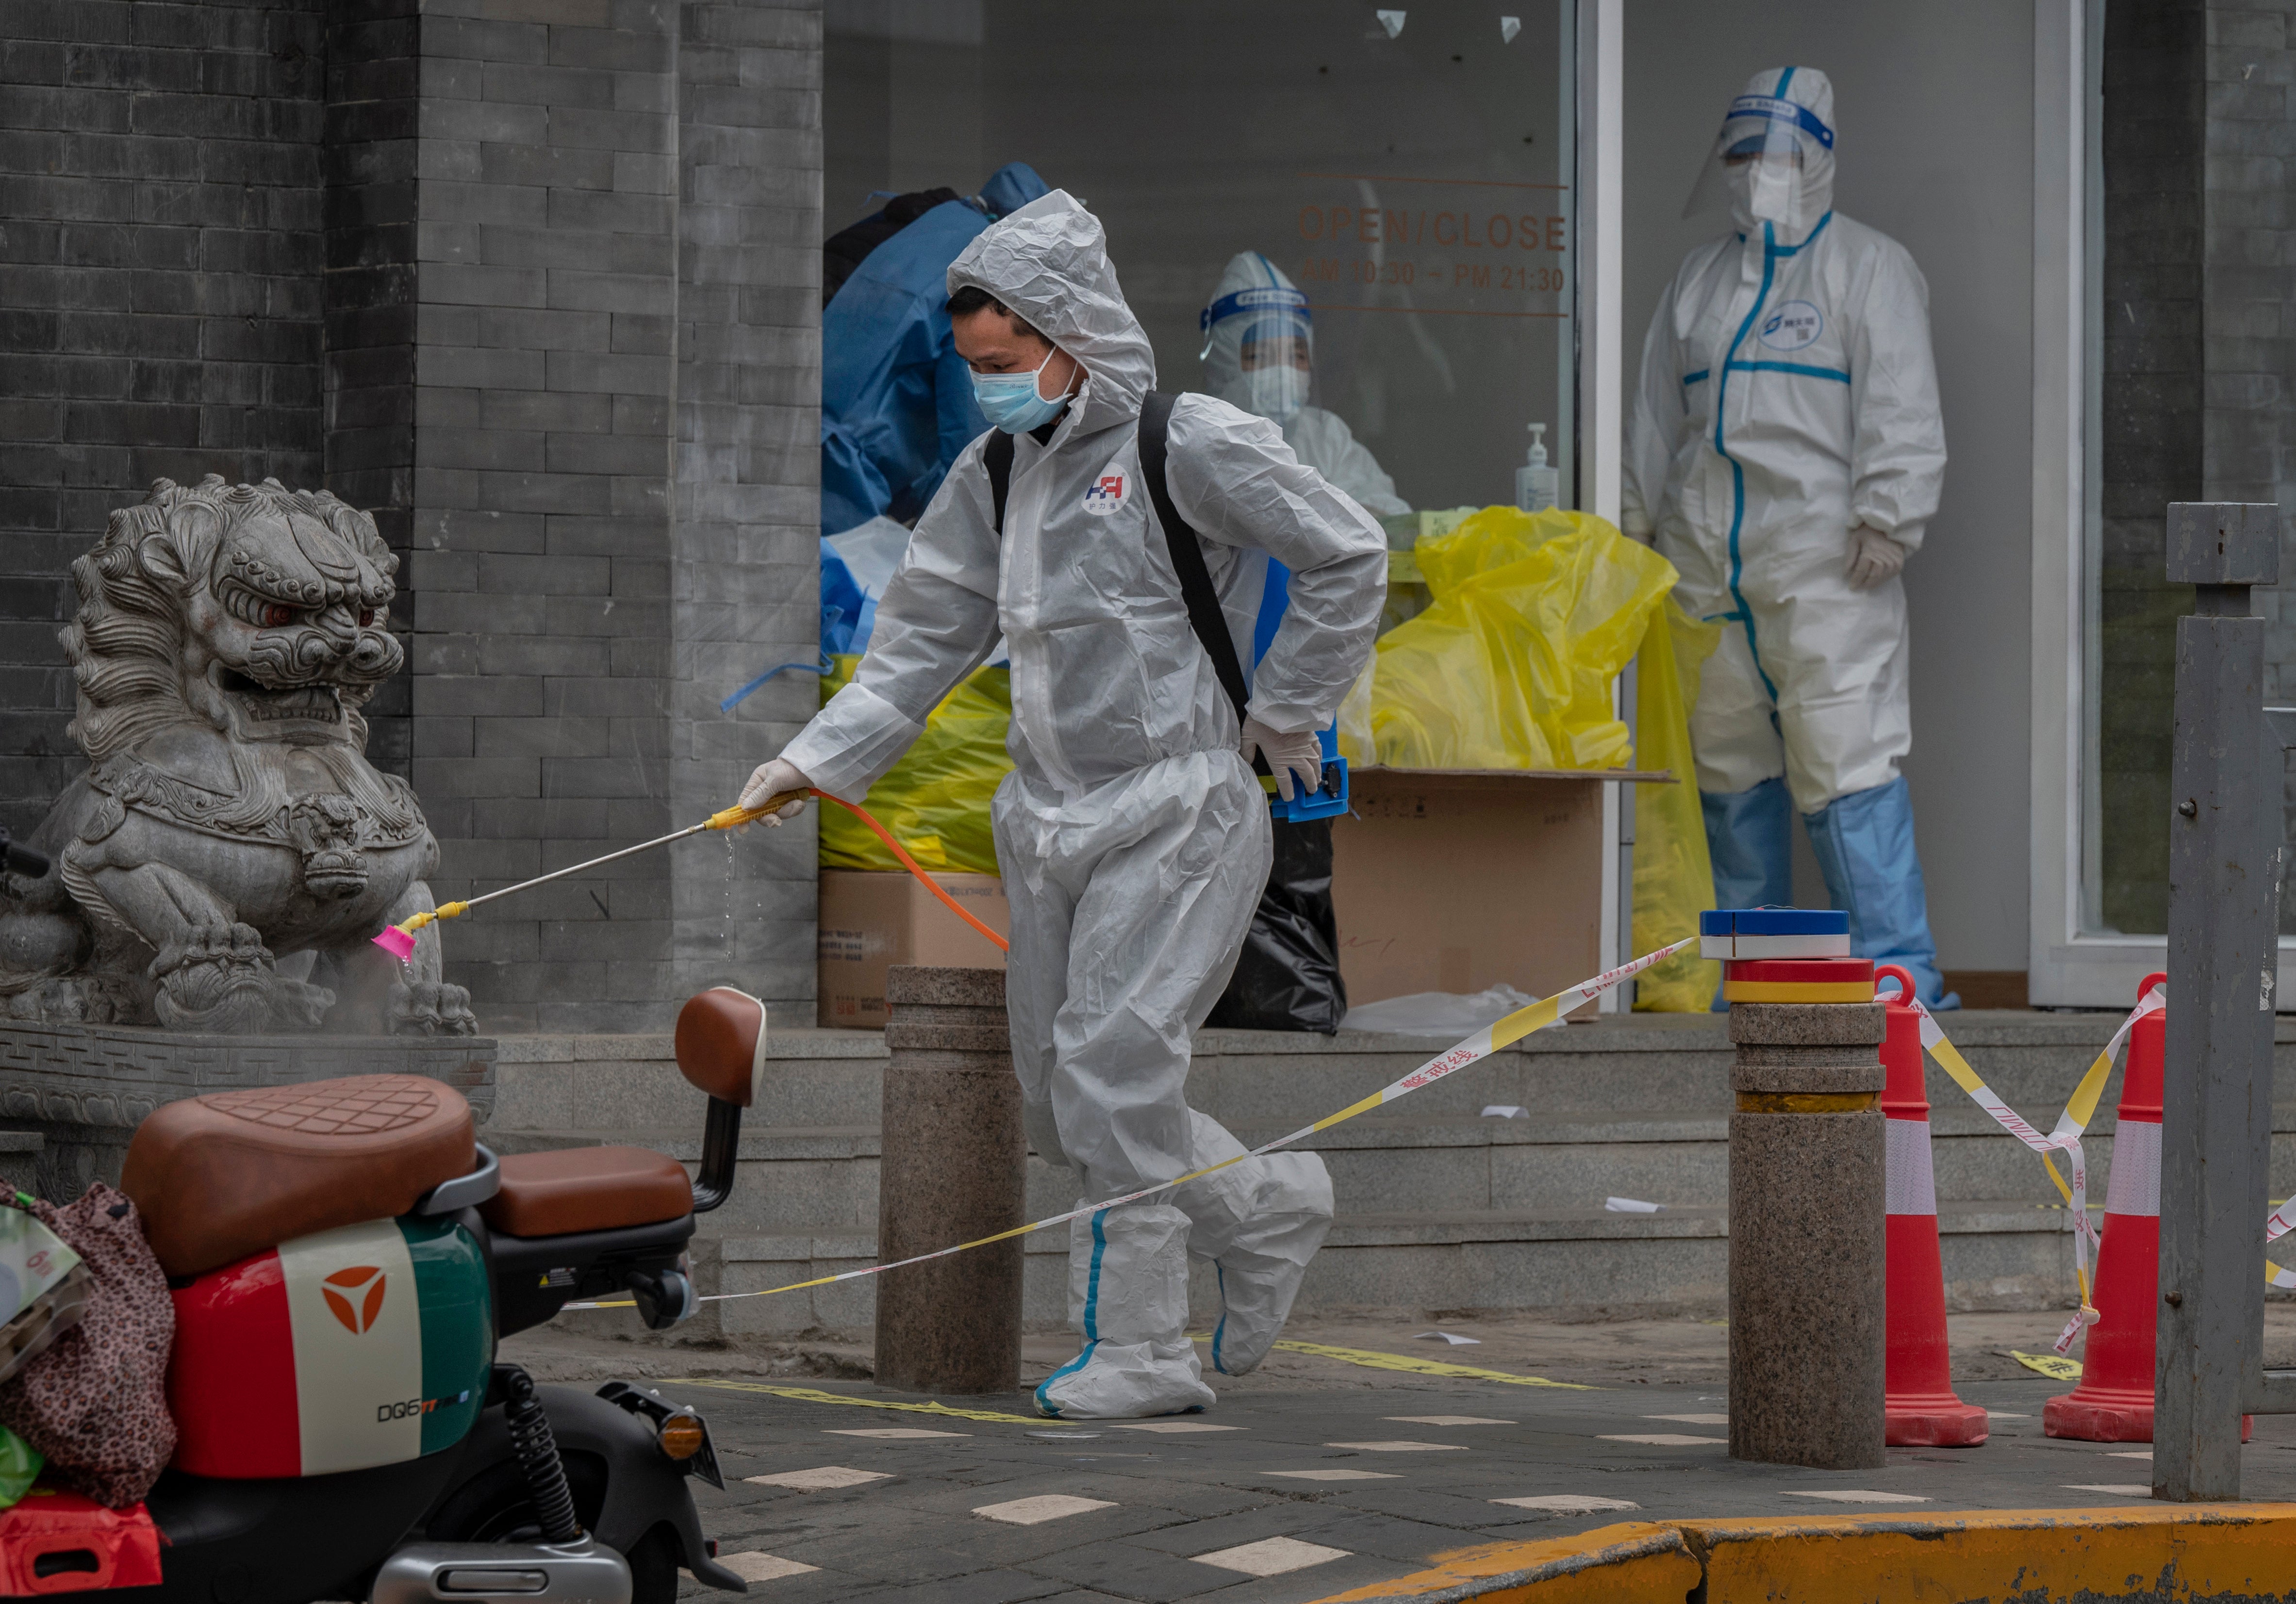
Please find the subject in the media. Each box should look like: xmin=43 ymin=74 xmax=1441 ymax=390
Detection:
xmin=1330 ymin=769 xmax=1605 ymax=1010
xmin=817 ymin=869 xmax=1009 ymax=1030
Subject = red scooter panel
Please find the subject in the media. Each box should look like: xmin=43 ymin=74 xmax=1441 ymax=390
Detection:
xmin=168 ymin=1218 xmax=491 ymax=1479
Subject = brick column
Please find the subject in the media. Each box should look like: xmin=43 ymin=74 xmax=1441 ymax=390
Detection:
xmin=671 ymin=0 xmax=822 ymax=1017
xmin=404 ymin=0 xmax=819 ymax=1031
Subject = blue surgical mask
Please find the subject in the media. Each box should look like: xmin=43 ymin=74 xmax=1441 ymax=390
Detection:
xmin=972 ymin=347 xmax=1072 ymax=434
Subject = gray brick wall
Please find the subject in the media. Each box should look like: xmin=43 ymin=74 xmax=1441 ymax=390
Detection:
xmin=0 ymin=0 xmax=328 ymax=836
xmin=0 ymin=0 xmax=823 ymax=1033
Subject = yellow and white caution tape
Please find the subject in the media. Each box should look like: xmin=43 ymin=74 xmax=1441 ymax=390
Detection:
xmin=1905 ymin=984 xmax=2164 ymax=1353
xmin=666 ymin=1378 xmax=1040 ymax=1423
xmin=2008 ymin=1349 xmax=2082 ymax=1382
xmin=562 ymin=938 xmax=1696 ymax=1314
xmin=1236 ymin=1338 xmax=1594 ymax=1390
xmin=2263 ymin=1199 xmax=2296 ymax=1290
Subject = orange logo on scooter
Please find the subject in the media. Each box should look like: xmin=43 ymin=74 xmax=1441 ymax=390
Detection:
xmin=322 ymin=1265 xmax=387 ymax=1334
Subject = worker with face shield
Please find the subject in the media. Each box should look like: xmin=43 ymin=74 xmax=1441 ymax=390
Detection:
xmin=741 ymin=193 xmax=1388 ymax=1418
xmin=1624 ymin=67 xmax=1956 ymax=1008
xmin=1200 ymin=253 xmax=1409 ymax=519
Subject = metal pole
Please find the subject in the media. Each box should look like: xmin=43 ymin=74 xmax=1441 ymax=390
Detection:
xmin=2156 ymin=501 xmax=2281 ymax=1501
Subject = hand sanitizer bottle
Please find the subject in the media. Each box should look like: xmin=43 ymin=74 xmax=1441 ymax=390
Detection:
xmin=1515 ymin=423 xmax=1558 ymax=512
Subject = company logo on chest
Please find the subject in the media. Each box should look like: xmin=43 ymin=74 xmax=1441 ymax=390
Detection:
xmin=1082 ymin=469 xmax=1129 ymax=517
xmin=1757 ymin=299 xmax=1823 ymax=352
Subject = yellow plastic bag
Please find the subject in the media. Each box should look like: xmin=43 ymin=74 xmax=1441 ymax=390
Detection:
xmin=1631 ymin=594 xmax=1725 ymax=1011
xmin=817 ymin=657 xmax=1013 ymax=874
xmin=1339 ymin=506 xmax=1679 ymax=770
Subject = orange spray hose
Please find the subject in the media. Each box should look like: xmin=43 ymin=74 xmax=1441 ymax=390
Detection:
xmin=806 ymin=789 xmax=1008 ymax=952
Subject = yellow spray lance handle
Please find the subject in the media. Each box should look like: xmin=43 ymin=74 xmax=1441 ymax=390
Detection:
xmin=705 ymin=790 xmax=809 ymax=832
xmin=395 ymin=901 xmax=469 ymax=937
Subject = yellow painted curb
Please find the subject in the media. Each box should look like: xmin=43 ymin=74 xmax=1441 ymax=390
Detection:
xmin=1309 ymin=1505 xmax=2296 ymax=1603
xmin=1310 ymin=1523 xmax=1697 ymax=1603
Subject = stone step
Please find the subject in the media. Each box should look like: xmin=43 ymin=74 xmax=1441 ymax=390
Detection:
xmin=490 ymin=1014 xmax=2296 ymax=1143
xmin=489 ymin=1010 xmax=2296 ymax=1329
xmin=692 ymin=1202 xmax=2078 ymax=1339
xmin=493 ymin=1112 xmax=2296 ymax=1235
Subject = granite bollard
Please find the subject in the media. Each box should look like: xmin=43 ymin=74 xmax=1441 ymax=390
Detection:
xmin=1728 ymin=999 xmax=1888 ymax=1469
xmin=875 ymin=965 xmax=1024 ymax=1394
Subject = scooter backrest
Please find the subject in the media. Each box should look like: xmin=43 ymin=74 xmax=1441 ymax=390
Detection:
xmin=674 ymin=987 xmax=765 ymax=1108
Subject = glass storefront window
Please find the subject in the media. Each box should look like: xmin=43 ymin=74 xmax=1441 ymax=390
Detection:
xmin=825 ymin=0 xmax=1578 ymax=523
xmin=2081 ymin=2 xmax=2296 ymax=940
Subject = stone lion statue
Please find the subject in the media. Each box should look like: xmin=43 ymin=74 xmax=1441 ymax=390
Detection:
xmin=0 ymin=477 xmax=476 ymax=1035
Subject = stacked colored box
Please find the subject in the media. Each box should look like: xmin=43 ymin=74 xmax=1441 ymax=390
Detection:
xmin=1723 ymin=957 xmax=1876 ymax=1004
xmin=1698 ymin=907 xmax=1852 ymax=961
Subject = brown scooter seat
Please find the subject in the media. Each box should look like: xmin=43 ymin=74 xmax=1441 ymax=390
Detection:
xmin=122 ymin=1075 xmax=476 ymax=1278
xmin=478 ymin=1146 xmax=692 ymax=1239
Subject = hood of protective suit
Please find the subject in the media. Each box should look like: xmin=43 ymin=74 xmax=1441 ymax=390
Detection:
xmin=1199 ymin=252 xmax=1314 ymax=426
xmin=1685 ymin=65 xmax=1835 ymax=242
xmin=947 ymin=189 xmax=1155 ymax=436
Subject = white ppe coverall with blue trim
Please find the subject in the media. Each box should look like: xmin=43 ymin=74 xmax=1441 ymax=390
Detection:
xmin=781 ymin=192 xmax=1388 ymax=1417
xmin=1623 ymin=67 xmax=1954 ymax=1006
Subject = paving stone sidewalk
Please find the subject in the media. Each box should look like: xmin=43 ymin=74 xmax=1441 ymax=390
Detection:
xmin=502 ymin=1316 xmax=2296 ymax=1604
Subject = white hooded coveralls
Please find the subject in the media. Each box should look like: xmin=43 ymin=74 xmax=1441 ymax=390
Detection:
xmin=782 ymin=193 xmax=1388 ymax=1416
xmin=1622 ymin=67 xmax=1945 ymax=814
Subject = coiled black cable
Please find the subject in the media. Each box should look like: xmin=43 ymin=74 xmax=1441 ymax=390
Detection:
xmin=500 ymin=1366 xmax=582 ymax=1543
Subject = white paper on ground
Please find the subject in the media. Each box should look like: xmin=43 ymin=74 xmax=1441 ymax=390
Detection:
xmin=1342 ymin=984 xmax=1540 ymax=1036
xmin=1482 ymin=1105 xmax=1528 ymax=1119
xmin=1411 ymin=1331 xmax=1482 ymax=1345
xmin=1605 ymin=1197 xmax=1664 ymax=1213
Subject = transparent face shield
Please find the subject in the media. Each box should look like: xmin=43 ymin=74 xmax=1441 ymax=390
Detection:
xmin=1683 ymin=92 xmax=1835 ymax=236
xmin=1200 ymin=286 xmax=1314 ymax=425
xmin=1237 ymin=324 xmax=1312 ymax=424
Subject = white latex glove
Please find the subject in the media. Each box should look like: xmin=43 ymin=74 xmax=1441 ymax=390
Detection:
xmin=736 ymin=757 xmax=811 ymax=826
xmin=1239 ymin=716 xmax=1324 ymax=802
xmin=1845 ymin=524 xmax=1908 ymax=591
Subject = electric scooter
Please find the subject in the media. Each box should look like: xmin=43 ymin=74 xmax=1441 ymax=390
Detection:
xmin=0 ymin=859 xmax=763 ymax=1604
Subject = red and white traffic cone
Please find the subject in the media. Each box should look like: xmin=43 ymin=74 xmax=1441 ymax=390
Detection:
xmin=1877 ymin=964 xmax=1988 ymax=1446
xmin=2044 ymin=974 xmax=2251 ymax=1442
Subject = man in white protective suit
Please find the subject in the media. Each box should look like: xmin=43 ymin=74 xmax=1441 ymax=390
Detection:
xmin=740 ymin=191 xmax=1388 ymax=1418
xmin=1199 ymin=251 xmax=1410 ymax=519
xmin=1623 ymin=66 xmax=1957 ymax=1008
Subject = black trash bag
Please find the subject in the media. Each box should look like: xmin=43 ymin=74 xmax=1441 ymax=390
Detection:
xmin=1207 ymin=817 xmax=1346 ymax=1033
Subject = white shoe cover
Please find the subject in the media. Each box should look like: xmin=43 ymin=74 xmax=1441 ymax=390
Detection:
xmin=1202 ymin=1151 xmax=1332 ymax=1376
xmin=1167 ymin=1113 xmax=1334 ymax=1377
xmin=1035 ymin=1203 xmax=1215 ymax=1420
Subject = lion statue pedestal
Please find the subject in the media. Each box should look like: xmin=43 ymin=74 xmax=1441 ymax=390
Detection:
xmin=0 ymin=476 xmax=476 ymax=1038
xmin=0 ymin=1021 xmax=495 ymax=1199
